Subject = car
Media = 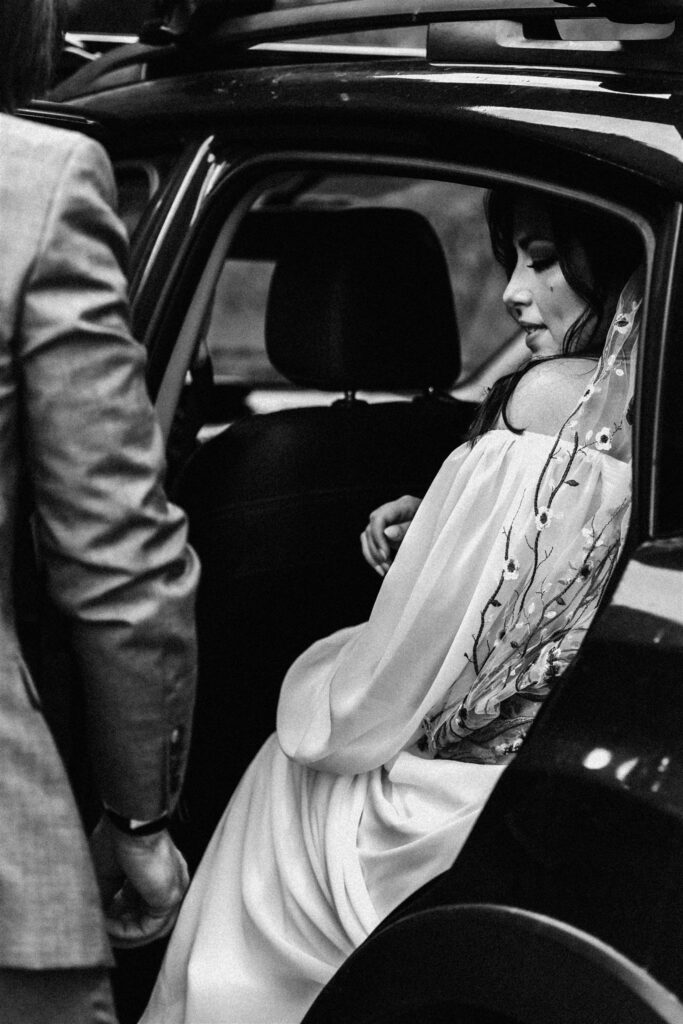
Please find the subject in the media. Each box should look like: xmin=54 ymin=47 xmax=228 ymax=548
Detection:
xmin=54 ymin=0 xmax=149 ymax=83
xmin=24 ymin=1 xmax=683 ymax=1021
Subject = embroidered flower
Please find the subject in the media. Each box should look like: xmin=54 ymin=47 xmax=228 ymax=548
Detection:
xmin=615 ymin=368 xmax=625 ymax=377
xmin=535 ymin=507 xmax=553 ymax=531
xmin=537 ymin=644 xmax=562 ymax=682
xmin=585 ymin=429 xmax=594 ymax=441
xmin=527 ymin=643 xmax=562 ymax=688
xmin=606 ymin=354 xmax=617 ymax=367
xmin=594 ymin=426 xmax=613 ymax=451
xmin=613 ymin=311 xmax=633 ymax=334
xmin=545 ymin=609 xmax=558 ymax=619
xmin=503 ymin=557 xmax=520 ymax=580
xmin=579 ymin=560 xmax=593 ymax=579
xmin=579 ymin=385 xmax=595 ymax=404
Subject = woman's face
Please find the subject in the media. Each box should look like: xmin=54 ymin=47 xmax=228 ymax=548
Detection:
xmin=502 ymin=198 xmax=592 ymax=359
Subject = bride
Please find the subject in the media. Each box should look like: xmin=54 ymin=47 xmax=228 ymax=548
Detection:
xmin=139 ymin=187 xmax=642 ymax=1023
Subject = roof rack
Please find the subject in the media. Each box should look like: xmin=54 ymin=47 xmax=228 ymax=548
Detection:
xmin=428 ymin=13 xmax=683 ymax=72
xmin=50 ymin=0 xmax=683 ymax=104
xmin=142 ymin=1 xmax=683 ymax=47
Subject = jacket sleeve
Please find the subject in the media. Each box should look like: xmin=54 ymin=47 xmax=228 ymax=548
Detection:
xmin=17 ymin=133 xmax=199 ymax=820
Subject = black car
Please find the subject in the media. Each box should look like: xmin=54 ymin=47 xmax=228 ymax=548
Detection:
xmin=26 ymin=2 xmax=683 ymax=1020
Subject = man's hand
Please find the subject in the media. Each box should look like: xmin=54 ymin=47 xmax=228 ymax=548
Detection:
xmin=360 ymin=495 xmax=422 ymax=576
xmin=90 ymin=816 xmax=189 ymax=949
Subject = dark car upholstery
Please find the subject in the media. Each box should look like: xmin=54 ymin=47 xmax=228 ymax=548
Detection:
xmin=174 ymin=207 xmax=478 ymax=866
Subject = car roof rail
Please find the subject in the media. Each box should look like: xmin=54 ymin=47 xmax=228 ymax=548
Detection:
xmin=427 ymin=14 xmax=683 ymax=73
xmin=51 ymin=0 xmax=683 ymax=102
xmin=142 ymin=1 xmax=683 ymax=48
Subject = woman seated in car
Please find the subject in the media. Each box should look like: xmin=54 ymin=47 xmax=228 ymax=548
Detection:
xmin=141 ymin=186 xmax=642 ymax=1024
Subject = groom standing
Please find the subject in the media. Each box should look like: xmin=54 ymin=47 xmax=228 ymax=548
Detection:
xmin=0 ymin=2 xmax=198 ymax=1021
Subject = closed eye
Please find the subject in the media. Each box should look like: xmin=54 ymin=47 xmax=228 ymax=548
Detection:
xmin=527 ymin=256 xmax=556 ymax=272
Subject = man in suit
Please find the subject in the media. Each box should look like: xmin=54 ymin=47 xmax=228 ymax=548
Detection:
xmin=0 ymin=2 xmax=199 ymax=1021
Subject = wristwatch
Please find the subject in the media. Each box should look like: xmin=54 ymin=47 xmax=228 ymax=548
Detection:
xmin=104 ymin=806 xmax=170 ymax=837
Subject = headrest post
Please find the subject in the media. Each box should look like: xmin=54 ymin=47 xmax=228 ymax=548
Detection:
xmin=331 ymin=390 xmax=366 ymax=408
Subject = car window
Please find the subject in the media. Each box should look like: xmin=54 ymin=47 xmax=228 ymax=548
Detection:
xmin=204 ymin=173 xmax=512 ymax=409
xmin=114 ymin=158 xmax=168 ymax=241
xmin=656 ymin=267 xmax=683 ymax=538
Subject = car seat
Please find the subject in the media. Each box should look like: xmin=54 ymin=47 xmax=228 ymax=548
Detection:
xmin=173 ymin=206 xmax=478 ymax=866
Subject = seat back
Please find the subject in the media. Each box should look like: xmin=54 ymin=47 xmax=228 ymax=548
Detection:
xmin=174 ymin=207 xmax=476 ymax=865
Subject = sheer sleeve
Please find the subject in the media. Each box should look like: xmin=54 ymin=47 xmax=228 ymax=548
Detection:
xmin=277 ymin=274 xmax=640 ymax=774
xmin=277 ymin=429 xmax=629 ymax=774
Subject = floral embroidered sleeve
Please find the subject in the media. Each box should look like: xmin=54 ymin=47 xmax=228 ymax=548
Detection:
xmin=278 ymin=275 xmax=640 ymax=776
xmin=420 ymin=286 xmax=641 ymax=763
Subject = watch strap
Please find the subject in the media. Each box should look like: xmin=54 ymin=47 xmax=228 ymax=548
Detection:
xmin=104 ymin=806 xmax=170 ymax=837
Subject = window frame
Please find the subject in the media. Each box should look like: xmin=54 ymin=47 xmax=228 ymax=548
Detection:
xmin=140 ymin=142 xmax=664 ymax=547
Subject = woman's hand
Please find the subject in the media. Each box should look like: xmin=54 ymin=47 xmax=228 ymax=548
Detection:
xmin=360 ymin=495 xmax=422 ymax=576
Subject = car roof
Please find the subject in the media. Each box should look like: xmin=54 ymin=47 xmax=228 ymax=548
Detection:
xmin=44 ymin=1 xmax=683 ymax=196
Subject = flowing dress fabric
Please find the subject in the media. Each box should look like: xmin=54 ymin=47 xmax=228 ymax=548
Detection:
xmin=141 ymin=438 xmax=630 ymax=1024
xmin=142 ymin=274 xmax=639 ymax=1024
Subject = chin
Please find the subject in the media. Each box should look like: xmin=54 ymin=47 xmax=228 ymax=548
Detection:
xmin=527 ymin=333 xmax=562 ymax=359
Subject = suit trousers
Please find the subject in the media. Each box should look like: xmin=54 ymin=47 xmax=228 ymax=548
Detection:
xmin=0 ymin=967 xmax=118 ymax=1024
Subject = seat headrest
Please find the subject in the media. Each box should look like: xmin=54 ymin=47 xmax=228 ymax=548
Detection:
xmin=263 ymin=208 xmax=460 ymax=391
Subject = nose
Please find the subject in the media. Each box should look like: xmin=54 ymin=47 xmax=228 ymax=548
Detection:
xmin=503 ymin=262 xmax=532 ymax=313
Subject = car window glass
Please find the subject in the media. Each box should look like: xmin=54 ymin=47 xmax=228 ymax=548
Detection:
xmin=656 ymin=283 xmax=683 ymax=537
xmin=206 ymin=258 xmax=278 ymax=384
xmin=115 ymin=160 xmax=163 ymax=240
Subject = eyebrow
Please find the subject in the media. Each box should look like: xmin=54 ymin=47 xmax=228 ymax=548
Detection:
xmin=515 ymin=233 xmax=555 ymax=249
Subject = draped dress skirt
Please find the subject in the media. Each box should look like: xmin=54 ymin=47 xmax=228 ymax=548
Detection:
xmin=141 ymin=428 xmax=630 ymax=1024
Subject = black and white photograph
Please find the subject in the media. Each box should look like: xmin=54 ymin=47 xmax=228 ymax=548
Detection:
xmin=0 ymin=2 xmax=681 ymax=1022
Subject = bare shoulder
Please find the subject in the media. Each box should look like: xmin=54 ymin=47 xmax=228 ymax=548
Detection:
xmin=506 ymin=358 xmax=597 ymax=434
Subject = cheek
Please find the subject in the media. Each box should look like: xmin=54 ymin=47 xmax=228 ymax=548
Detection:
xmin=547 ymin=274 xmax=585 ymax=327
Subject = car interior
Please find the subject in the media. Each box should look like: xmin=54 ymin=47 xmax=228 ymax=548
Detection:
xmin=104 ymin=144 xmax=663 ymax=1024
xmin=142 ymin=172 xmax=526 ymax=867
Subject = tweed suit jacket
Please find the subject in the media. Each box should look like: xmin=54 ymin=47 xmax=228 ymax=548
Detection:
xmin=0 ymin=113 xmax=199 ymax=968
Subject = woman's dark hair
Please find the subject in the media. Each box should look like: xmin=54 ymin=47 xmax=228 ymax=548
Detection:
xmin=467 ymin=187 xmax=641 ymax=440
xmin=0 ymin=0 xmax=64 ymax=112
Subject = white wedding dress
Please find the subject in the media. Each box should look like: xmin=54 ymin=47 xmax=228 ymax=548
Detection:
xmin=141 ymin=284 xmax=639 ymax=1024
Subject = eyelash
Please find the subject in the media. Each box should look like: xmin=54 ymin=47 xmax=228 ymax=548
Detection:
xmin=527 ymin=257 xmax=556 ymax=272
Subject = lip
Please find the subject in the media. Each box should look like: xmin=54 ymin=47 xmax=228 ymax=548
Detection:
xmin=518 ymin=321 xmax=546 ymax=335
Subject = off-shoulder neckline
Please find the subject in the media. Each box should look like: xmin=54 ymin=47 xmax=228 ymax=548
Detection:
xmin=478 ymin=428 xmax=630 ymax=470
